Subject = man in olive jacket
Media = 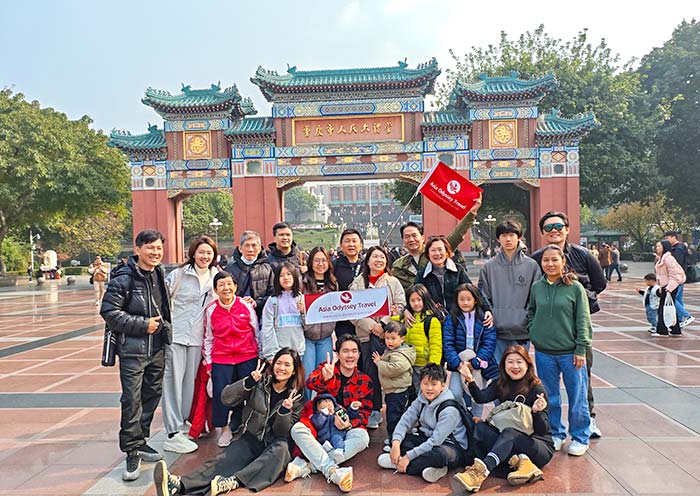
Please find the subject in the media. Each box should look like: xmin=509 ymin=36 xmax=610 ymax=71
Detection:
xmin=101 ymin=229 xmax=172 ymax=482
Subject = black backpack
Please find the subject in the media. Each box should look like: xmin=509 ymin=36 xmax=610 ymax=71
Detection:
xmin=436 ymin=399 xmax=476 ymax=457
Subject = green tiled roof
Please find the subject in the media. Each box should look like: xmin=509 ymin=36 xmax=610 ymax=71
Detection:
xmin=251 ymin=59 xmax=441 ymax=101
xmin=452 ymin=71 xmax=558 ymax=106
xmin=225 ymin=117 xmax=275 ymax=137
xmin=142 ymin=83 xmax=257 ymax=117
xmin=108 ymin=125 xmax=166 ymax=151
xmin=536 ymin=109 xmax=600 ymax=141
xmin=422 ymin=110 xmax=470 ymax=128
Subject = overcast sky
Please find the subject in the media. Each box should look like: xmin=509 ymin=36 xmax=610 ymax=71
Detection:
xmin=2 ymin=0 xmax=698 ymax=133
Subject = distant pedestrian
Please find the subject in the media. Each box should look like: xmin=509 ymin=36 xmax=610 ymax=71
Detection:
xmin=598 ymin=244 xmax=612 ymax=280
xmin=664 ymin=231 xmax=695 ymax=328
xmin=637 ymin=273 xmax=660 ymax=333
xmin=89 ymin=256 xmax=110 ymax=306
xmin=608 ymin=245 xmax=622 ymax=281
xmin=654 ymin=240 xmax=686 ymax=336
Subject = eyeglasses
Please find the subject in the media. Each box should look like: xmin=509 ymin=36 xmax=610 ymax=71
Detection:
xmin=543 ymin=223 xmax=566 ymax=233
xmin=313 ymin=259 xmax=328 ymax=265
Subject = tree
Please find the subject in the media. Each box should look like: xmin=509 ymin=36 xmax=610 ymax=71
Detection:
xmin=0 ymin=89 xmax=130 ymax=269
xmin=284 ymin=187 xmax=319 ymax=221
xmin=638 ymin=19 xmax=700 ymax=220
xmin=435 ymin=26 xmax=662 ymax=207
xmin=43 ymin=209 xmax=128 ymax=260
xmin=600 ymin=195 xmax=692 ymax=250
xmin=389 ymin=180 xmax=421 ymax=213
xmin=182 ymin=192 xmax=233 ymax=241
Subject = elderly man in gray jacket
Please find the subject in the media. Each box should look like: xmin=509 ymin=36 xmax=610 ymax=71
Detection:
xmin=478 ymin=220 xmax=540 ymax=365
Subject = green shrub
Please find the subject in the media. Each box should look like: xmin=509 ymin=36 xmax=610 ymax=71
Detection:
xmin=62 ymin=267 xmax=90 ymax=276
xmin=1 ymin=237 xmax=31 ymax=272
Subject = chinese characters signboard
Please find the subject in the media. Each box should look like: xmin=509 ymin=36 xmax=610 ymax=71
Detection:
xmin=292 ymin=114 xmax=404 ymax=145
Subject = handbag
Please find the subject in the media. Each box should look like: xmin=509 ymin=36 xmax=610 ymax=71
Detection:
xmin=662 ymin=291 xmax=677 ymax=328
xmin=101 ymin=325 xmax=117 ymax=367
xmin=484 ymin=394 xmax=534 ymax=435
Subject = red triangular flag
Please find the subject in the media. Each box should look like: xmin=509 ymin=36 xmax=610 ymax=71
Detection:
xmin=418 ymin=161 xmax=483 ymax=219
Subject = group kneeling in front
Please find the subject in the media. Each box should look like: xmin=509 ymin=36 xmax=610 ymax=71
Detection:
xmin=153 ymin=340 xmax=554 ymax=495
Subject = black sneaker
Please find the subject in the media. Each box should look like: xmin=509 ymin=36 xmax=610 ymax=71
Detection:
xmin=138 ymin=444 xmax=163 ymax=462
xmin=122 ymin=451 xmax=141 ymax=481
xmin=154 ymin=460 xmax=181 ymax=496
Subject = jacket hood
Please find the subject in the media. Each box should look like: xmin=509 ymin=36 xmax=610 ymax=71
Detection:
xmin=417 ymin=386 xmax=455 ymax=407
xmin=268 ymin=242 xmax=300 ymax=259
xmin=312 ymin=392 xmax=339 ymax=411
xmin=494 ymin=241 xmax=528 ymax=266
xmin=423 ymin=257 xmax=458 ymax=278
xmin=387 ymin=343 xmax=417 ymax=363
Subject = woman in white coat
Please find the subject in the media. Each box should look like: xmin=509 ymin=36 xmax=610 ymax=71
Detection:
xmin=162 ymin=235 xmax=219 ymax=453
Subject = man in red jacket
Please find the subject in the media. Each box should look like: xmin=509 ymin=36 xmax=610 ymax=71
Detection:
xmin=284 ymin=334 xmax=373 ymax=492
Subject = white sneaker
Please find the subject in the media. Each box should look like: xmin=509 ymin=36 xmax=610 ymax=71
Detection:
xmin=285 ymin=456 xmax=311 ymax=482
xmin=553 ymin=437 xmax=564 ymax=451
xmin=589 ymin=418 xmax=602 ymax=439
xmin=367 ymin=410 xmax=383 ymax=429
xmin=567 ymin=440 xmax=589 ymax=456
xmin=216 ymin=428 xmax=233 ymax=448
xmin=329 ymin=467 xmax=353 ymax=492
xmin=680 ymin=316 xmax=695 ymax=328
xmin=377 ymin=453 xmax=396 ymax=469
xmin=164 ymin=432 xmax=198 ymax=454
xmin=422 ymin=466 xmax=448 ymax=483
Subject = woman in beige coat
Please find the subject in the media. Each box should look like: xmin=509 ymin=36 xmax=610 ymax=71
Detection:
xmin=654 ymin=240 xmax=686 ymax=336
xmin=349 ymin=246 xmax=405 ymax=429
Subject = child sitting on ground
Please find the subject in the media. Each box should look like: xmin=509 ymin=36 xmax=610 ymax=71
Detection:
xmin=637 ymin=273 xmax=661 ymax=333
xmin=310 ymin=394 xmax=359 ymax=453
xmin=376 ymin=362 xmax=469 ymax=483
xmin=372 ymin=321 xmax=416 ymax=446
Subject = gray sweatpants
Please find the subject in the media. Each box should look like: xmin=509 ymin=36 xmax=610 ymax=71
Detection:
xmin=162 ymin=343 xmax=201 ymax=435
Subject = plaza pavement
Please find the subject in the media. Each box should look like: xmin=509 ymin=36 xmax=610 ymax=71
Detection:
xmin=1 ymin=263 xmax=700 ymax=495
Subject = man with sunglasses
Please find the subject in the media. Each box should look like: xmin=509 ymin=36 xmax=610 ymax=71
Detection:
xmin=531 ymin=211 xmax=607 ymax=439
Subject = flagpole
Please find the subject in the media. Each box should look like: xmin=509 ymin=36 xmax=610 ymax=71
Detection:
xmin=382 ymin=165 xmax=438 ymax=246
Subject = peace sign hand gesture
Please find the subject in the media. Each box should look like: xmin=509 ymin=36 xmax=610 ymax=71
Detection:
xmin=250 ymin=359 xmax=266 ymax=382
xmin=321 ymin=352 xmax=335 ymax=381
xmin=532 ymin=392 xmax=547 ymax=413
xmin=282 ymin=389 xmax=302 ymax=410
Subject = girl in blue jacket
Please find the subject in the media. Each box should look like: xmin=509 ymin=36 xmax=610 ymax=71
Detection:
xmin=442 ymin=283 xmax=497 ymax=416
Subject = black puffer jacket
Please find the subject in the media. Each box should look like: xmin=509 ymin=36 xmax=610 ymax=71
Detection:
xmin=100 ymin=256 xmax=172 ymax=358
xmin=267 ymin=242 xmax=302 ymax=269
xmin=221 ymin=374 xmax=303 ymax=444
xmin=225 ymin=249 xmax=273 ymax=318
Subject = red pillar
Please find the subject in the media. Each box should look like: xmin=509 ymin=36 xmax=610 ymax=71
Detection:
xmin=232 ymin=177 xmax=283 ymax=248
xmin=530 ymin=177 xmax=581 ymax=251
xmin=131 ymin=190 xmax=183 ymax=264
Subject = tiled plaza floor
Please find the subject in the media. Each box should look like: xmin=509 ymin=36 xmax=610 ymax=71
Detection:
xmin=1 ymin=266 xmax=700 ymax=495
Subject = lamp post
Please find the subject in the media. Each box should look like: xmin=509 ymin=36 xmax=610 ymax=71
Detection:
xmin=472 ymin=220 xmax=480 ymax=253
xmin=484 ymin=215 xmax=496 ymax=258
xmin=209 ymin=217 xmax=223 ymax=246
xmin=29 ymin=229 xmax=40 ymax=281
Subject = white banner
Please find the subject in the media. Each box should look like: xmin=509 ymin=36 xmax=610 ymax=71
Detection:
xmin=304 ymin=287 xmax=389 ymax=325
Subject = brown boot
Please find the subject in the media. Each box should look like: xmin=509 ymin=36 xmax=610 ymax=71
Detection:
xmin=507 ymin=454 xmax=543 ymax=486
xmin=453 ymin=458 xmax=489 ymax=493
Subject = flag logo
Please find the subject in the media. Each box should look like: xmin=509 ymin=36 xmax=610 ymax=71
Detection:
xmin=447 ymin=180 xmax=461 ymax=195
xmin=340 ymin=292 xmax=353 ymax=304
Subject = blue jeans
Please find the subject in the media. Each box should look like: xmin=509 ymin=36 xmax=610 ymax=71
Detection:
xmin=291 ymin=422 xmax=369 ymax=478
xmin=494 ymin=339 xmax=530 ymax=368
xmin=535 ymin=351 xmax=591 ymax=445
xmin=645 ymin=304 xmax=658 ymax=327
xmin=302 ymin=336 xmax=334 ymax=400
xmin=674 ymin=284 xmax=692 ymax=321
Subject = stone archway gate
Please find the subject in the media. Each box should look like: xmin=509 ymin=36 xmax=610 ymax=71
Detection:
xmin=109 ymin=62 xmax=598 ymax=263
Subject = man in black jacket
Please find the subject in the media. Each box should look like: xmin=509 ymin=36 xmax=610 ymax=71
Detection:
xmin=224 ymin=230 xmax=273 ymax=320
xmin=664 ymin=231 xmax=695 ymax=328
xmin=531 ymin=212 xmax=607 ymax=439
xmin=101 ymin=230 xmax=172 ymax=482
xmin=267 ymin=222 xmax=304 ymax=270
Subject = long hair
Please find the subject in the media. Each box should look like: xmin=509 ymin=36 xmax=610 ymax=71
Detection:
xmin=495 ymin=345 xmax=541 ymax=401
xmin=450 ymin=283 xmax=486 ymax=323
xmin=406 ymin=283 xmax=441 ymax=320
xmin=540 ymin=244 xmax=578 ymax=286
xmin=659 ymin=239 xmax=673 ymax=255
xmin=302 ymin=246 xmax=338 ymax=293
xmin=182 ymin=235 xmax=218 ymax=269
xmin=272 ymin=262 xmax=301 ymax=296
xmin=270 ymin=347 xmax=305 ymax=391
xmin=360 ymin=245 xmax=390 ymax=288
